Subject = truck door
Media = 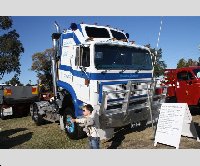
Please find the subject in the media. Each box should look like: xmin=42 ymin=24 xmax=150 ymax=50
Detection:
xmin=176 ymin=70 xmax=188 ymax=103
xmin=176 ymin=70 xmax=195 ymax=105
xmin=186 ymin=71 xmax=197 ymax=105
xmin=73 ymin=46 xmax=90 ymax=103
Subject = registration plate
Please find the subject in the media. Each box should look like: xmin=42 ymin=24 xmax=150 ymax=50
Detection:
xmin=3 ymin=107 xmax=13 ymax=116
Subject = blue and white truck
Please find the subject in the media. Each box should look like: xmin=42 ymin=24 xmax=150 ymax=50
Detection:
xmin=31 ymin=22 xmax=165 ymax=139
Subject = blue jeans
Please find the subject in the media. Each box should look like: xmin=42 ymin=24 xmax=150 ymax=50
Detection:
xmin=88 ymin=137 xmax=100 ymax=149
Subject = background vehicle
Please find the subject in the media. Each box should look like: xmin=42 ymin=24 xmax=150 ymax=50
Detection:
xmin=164 ymin=66 xmax=200 ymax=107
xmin=0 ymin=85 xmax=39 ymax=119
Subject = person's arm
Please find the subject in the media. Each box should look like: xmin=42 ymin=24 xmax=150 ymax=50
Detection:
xmin=71 ymin=118 xmax=86 ymax=124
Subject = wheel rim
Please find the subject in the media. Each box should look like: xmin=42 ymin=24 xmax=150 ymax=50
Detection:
xmin=0 ymin=108 xmax=3 ymax=117
xmin=30 ymin=104 xmax=33 ymax=116
xmin=33 ymin=104 xmax=39 ymax=121
xmin=65 ymin=115 xmax=75 ymax=133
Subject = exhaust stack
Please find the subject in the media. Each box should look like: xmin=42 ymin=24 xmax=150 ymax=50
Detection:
xmin=51 ymin=22 xmax=61 ymax=99
xmin=54 ymin=21 xmax=61 ymax=33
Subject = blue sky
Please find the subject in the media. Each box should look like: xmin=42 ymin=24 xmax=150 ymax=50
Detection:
xmin=1 ymin=16 xmax=200 ymax=85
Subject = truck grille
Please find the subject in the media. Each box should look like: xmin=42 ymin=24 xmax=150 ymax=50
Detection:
xmin=102 ymin=82 xmax=149 ymax=101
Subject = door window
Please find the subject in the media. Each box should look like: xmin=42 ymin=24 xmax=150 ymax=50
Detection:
xmin=187 ymin=72 xmax=194 ymax=80
xmin=177 ymin=71 xmax=188 ymax=81
xmin=75 ymin=46 xmax=90 ymax=67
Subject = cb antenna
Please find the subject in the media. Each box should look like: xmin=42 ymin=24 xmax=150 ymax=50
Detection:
xmin=153 ymin=16 xmax=163 ymax=65
xmin=151 ymin=16 xmax=164 ymax=138
xmin=154 ymin=16 xmax=163 ymax=65
xmin=156 ymin=16 xmax=163 ymax=50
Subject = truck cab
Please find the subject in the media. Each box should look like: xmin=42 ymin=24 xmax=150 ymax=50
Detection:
xmin=164 ymin=66 xmax=200 ymax=106
xmin=31 ymin=22 xmax=166 ymax=140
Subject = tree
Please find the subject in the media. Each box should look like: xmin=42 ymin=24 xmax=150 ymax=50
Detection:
xmin=31 ymin=48 xmax=53 ymax=91
xmin=145 ymin=44 xmax=167 ymax=77
xmin=186 ymin=58 xmax=197 ymax=66
xmin=177 ymin=58 xmax=187 ymax=68
xmin=177 ymin=58 xmax=198 ymax=68
xmin=5 ymin=74 xmax=23 ymax=86
xmin=0 ymin=16 xmax=24 ymax=80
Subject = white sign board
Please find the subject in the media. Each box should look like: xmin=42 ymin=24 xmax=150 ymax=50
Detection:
xmin=154 ymin=103 xmax=199 ymax=149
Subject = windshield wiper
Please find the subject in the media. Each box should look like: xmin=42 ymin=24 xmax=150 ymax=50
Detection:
xmin=119 ymin=66 xmax=129 ymax=73
xmin=96 ymin=64 xmax=112 ymax=73
xmin=101 ymin=70 xmax=107 ymax=74
xmin=135 ymin=65 xmax=146 ymax=74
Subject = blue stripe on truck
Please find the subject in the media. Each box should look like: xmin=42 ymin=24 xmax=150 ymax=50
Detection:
xmin=59 ymin=65 xmax=152 ymax=80
xmin=57 ymin=80 xmax=83 ymax=117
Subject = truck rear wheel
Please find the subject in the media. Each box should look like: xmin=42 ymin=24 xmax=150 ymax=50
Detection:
xmin=32 ymin=103 xmax=44 ymax=126
xmin=138 ymin=119 xmax=148 ymax=130
xmin=63 ymin=107 xmax=85 ymax=140
xmin=198 ymin=99 xmax=200 ymax=107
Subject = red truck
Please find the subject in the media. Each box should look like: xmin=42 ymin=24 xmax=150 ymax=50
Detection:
xmin=163 ymin=66 xmax=200 ymax=107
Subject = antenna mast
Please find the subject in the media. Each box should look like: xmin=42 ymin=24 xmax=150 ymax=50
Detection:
xmin=156 ymin=16 xmax=163 ymax=50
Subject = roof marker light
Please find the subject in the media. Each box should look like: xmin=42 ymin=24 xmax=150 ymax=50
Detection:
xmin=70 ymin=23 xmax=77 ymax=31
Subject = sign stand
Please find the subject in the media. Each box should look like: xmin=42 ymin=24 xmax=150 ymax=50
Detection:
xmin=181 ymin=105 xmax=199 ymax=142
xmin=154 ymin=103 xmax=199 ymax=149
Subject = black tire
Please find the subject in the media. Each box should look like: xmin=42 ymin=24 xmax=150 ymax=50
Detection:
xmin=32 ymin=103 xmax=44 ymax=126
xmin=0 ymin=106 xmax=6 ymax=120
xmin=63 ymin=107 xmax=86 ymax=140
xmin=139 ymin=119 xmax=148 ymax=130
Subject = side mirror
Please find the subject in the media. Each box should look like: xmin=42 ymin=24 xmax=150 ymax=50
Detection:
xmin=79 ymin=66 xmax=86 ymax=72
xmin=52 ymin=33 xmax=61 ymax=40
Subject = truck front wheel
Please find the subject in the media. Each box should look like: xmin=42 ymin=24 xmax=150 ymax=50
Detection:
xmin=63 ymin=107 xmax=85 ymax=140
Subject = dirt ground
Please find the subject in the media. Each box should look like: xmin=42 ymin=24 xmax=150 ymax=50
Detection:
xmin=0 ymin=108 xmax=200 ymax=149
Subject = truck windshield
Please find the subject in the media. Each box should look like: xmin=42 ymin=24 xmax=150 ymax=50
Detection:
xmin=94 ymin=44 xmax=152 ymax=70
xmin=193 ymin=69 xmax=200 ymax=78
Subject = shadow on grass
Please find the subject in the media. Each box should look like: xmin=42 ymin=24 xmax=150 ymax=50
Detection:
xmin=0 ymin=128 xmax=33 ymax=149
xmin=106 ymin=124 xmax=147 ymax=149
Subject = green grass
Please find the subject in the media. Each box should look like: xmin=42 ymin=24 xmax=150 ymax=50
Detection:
xmin=0 ymin=116 xmax=87 ymax=149
xmin=1 ymin=112 xmax=200 ymax=149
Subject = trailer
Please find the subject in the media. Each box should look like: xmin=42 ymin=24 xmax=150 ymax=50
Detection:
xmin=0 ymin=85 xmax=39 ymax=119
xmin=31 ymin=22 xmax=166 ymax=140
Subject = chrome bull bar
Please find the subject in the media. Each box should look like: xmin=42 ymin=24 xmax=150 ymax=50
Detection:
xmin=99 ymin=80 xmax=167 ymax=128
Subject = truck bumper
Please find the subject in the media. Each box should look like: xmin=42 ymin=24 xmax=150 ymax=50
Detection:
xmin=98 ymin=80 xmax=167 ymax=129
xmin=99 ymin=106 xmax=149 ymax=128
xmin=1 ymin=106 xmax=13 ymax=117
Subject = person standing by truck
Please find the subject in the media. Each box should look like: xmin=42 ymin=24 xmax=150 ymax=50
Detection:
xmin=71 ymin=104 xmax=100 ymax=149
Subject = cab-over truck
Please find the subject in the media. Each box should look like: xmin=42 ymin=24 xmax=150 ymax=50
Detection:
xmin=31 ymin=22 xmax=166 ymax=140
